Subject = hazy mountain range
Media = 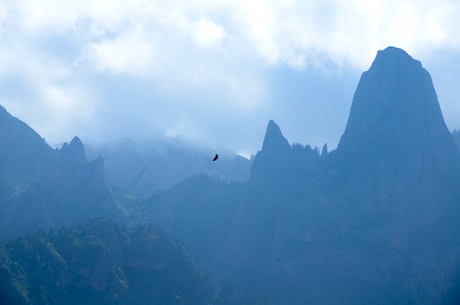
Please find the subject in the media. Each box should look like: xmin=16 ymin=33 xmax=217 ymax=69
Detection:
xmin=86 ymin=139 xmax=251 ymax=196
xmin=1 ymin=47 xmax=460 ymax=305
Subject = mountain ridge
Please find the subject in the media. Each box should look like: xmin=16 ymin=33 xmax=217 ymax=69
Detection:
xmin=0 ymin=106 xmax=125 ymax=236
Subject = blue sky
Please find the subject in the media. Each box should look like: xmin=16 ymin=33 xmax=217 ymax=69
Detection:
xmin=0 ymin=0 xmax=459 ymax=156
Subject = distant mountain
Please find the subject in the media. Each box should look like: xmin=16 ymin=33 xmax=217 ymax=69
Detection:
xmin=206 ymin=47 xmax=460 ymax=305
xmin=87 ymin=139 xmax=252 ymax=196
xmin=0 ymin=105 xmax=124 ymax=236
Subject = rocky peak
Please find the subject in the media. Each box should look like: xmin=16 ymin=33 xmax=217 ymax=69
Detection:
xmin=245 ymin=120 xmax=291 ymax=184
xmin=261 ymin=120 xmax=290 ymax=153
xmin=337 ymin=47 xmax=457 ymax=176
xmin=60 ymin=136 xmax=86 ymax=165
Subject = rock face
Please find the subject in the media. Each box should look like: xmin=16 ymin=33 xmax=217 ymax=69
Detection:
xmin=0 ymin=106 xmax=124 ymax=236
xmin=212 ymin=120 xmax=322 ymax=295
xmin=339 ymin=47 xmax=458 ymax=180
xmin=209 ymin=47 xmax=460 ymax=305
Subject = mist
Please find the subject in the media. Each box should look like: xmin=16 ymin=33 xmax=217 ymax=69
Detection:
xmin=1 ymin=1 xmax=460 ymax=305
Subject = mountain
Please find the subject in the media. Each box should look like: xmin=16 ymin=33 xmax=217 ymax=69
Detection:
xmin=211 ymin=120 xmax=322 ymax=293
xmin=0 ymin=106 xmax=124 ymax=236
xmin=0 ymin=218 xmax=278 ymax=305
xmin=338 ymin=47 xmax=459 ymax=190
xmin=124 ymin=174 xmax=246 ymax=271
xmin=0 ymin=218 xmax=213 ymax=305
xmin=87 ymin=139 xmax=252 ymax=196
xmin=209 ymin=47 xmax=460 ymax=305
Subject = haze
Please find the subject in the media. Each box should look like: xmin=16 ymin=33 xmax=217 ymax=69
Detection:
xmin=0 ymin=0 xmax=459 ymax=156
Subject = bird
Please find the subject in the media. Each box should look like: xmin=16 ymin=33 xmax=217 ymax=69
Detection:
xmin=212 ymin=154 xmax=219 ymax=161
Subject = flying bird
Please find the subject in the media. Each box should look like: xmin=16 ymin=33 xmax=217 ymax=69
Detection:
xmin=213 ymin=154 xmax=219 ymax=161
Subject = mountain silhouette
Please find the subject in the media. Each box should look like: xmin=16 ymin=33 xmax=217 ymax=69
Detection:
xmin=0 ymin=106 xmax=125 ymax=236
xmin=338 ymin=47 xmax=458 ymax=179
xmin=207 ymin=47 xmax=460 ymax=305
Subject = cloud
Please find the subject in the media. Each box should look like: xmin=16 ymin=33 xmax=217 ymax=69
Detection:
xmin=79 ymin=28 xmax=155 ymax=76
xmin=7 ymin=1 xmax=460 ymax=58
xmin=191 ymin=18 xmax=226 ymax=47
xmin=5 ymin=1 xmax=460 ymax=73
xmin=0 ymin=0 xmax=460 ymax=151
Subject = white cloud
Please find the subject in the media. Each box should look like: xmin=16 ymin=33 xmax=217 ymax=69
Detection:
xmin=0 ymin=1 xmax=6 ymax=21
xmin=192 ymin=18 xmax=226 ymax=47
xmin=212 ymin=0 xmax=460 ymax=69
xmin=1 ymin=0 xmax=460 ymax=150
xmin=80 ymin=28 xmax=155 ymax=76
xmin=6 ymin=0 xmax=460 ymax=72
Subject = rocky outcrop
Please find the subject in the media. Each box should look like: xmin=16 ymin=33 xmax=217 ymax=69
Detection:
xmin=212 ymin=120 xmax=322 ymax=295
xmin=338 ymin=47 xmax=458 ymax=180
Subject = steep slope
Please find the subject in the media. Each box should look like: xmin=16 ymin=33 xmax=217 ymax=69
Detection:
xmin=0 ymin=105 xmax=52 ymax=175
xmin=0 ymin=219 xmax=213 ymax=305
xmin=212 ymin=120 xmax=322 ymax=294
xmin=334 ymin=47 xmax=460 ymax=228
xmin=0 ymin=106 xmax=124 ymax=236
xmin=212 ymin=47 xmax=460 ymax=305
xmin=338 ymin=47 xmax=458 ymax=185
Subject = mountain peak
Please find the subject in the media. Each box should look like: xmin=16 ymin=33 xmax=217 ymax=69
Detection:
xmin=338 ymin=47 xmax=457 ymax=175
xmin=374 ymin=46 xmax=417 ymax=65
xmin=60 ymin=136 xmax=86 ymax=164
xmin=69 ymin=136 xmax=84 ymax=152
xmin=262 ymin=120 xmax=290 ymax=153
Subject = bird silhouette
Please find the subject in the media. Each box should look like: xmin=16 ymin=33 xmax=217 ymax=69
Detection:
xmin=212 ymin=154 xmax=219 ymax=161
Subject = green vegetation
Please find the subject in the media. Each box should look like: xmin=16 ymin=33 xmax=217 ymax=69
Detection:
xmin=0 ymin=219 xmax=275 ymax=305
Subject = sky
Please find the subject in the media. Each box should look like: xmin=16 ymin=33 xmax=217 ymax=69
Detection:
xmin=0 ymin=0 xmax=460 ymax=156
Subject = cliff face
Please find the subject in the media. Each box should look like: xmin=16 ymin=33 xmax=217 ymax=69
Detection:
xmin=338 ymin=47 xmax=458 ymax=180
xmin=334 ymin=47 xmax=460 ymax=228
xmin=211 ymin=120 xmax=322 ymax=293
